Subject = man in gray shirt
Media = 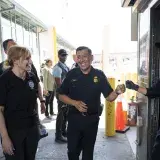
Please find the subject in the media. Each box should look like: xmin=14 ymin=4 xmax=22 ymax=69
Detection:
xmin=53 ymin=49 xmax=69 ymax=143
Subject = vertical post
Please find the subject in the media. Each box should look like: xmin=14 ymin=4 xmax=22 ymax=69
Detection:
xmin=9 ymin=11 xmax=12 ymax=39
xmin=53 ymin=27 xmax=58 ymax=64
xmin=28 ymin=21 xmax=30 ymax=47
xmin=0 ymin=6 xmax=3 ymax=61
xmin=36 ymin=27 xmax=41 ymax=66
xmin=21 ymin=16 xmax=24 ymax=44
xmin=105 ymin=78 xmax=116 ymax=136
xmin=14 ymin=12 xmax=17 ymax=41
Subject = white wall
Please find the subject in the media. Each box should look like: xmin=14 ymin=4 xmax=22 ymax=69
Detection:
xmin=102 ymin=8 xmax=137 ymax=78
xmin=39 ymin=27 xmax=55 ymax=64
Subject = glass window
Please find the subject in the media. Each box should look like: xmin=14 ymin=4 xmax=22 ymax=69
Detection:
xmin=24 ymin=30 xmax=30 ymax=47
xmin=1 ymin=18 xmax=12 ymax=41
xmin=16 ymin=21 xmax=23 ymax=45
xmin=1 ymin=25 xmax=12 ymax=41
xmin=11 ymin=28 xmax=16 ymax=41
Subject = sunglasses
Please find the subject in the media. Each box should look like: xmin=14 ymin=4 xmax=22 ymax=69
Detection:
xmin=61 ymin=54 xmax=67 ymax=57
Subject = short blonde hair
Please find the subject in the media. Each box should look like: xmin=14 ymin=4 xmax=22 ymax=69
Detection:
xmin=7 ymin=45 xmax=31 ymax=67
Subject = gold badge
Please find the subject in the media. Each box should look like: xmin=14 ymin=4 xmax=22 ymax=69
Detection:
xmin=93 ymin=76 xmax=98 ymax=83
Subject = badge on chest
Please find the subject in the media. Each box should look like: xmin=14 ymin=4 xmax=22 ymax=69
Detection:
xmin=28 ymin=80 xmax=34 ymax=89
xmin=93 ymin=76 xmax=99 ymax=83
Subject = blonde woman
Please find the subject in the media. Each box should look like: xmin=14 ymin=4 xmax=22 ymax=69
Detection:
xmin=43 ymin=59 xmax=56 ymax=118
xmin=0 ymin=46 xmax=43 ymax=160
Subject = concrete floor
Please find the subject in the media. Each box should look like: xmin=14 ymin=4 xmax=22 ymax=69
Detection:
xmin=0 ymin=104 xmax=136 ymax=160
xmin=35 ymin=111 xmax=136 ymax=160
xmin=126 ymin=126 xmax=137 ymax=156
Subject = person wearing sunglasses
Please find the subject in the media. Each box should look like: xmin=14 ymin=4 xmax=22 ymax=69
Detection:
xmin=52 ymin=49 xmax=69 ymax=143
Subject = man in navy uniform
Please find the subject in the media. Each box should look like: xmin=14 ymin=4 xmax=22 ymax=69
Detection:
xmin=58 ymin=46 xmax=126 ymax=160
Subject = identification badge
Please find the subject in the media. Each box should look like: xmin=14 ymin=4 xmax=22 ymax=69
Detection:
xmin=28 ymin=80 xmax=34 ymax=89
xmin=93 ymin=76 xmax=99 ymax=83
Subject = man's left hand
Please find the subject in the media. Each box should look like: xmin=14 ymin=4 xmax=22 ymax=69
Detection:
xmin=115 ymin=84 xmax=126 ymax=94
xmin=40 ymin=103 xmax=46 ymax=114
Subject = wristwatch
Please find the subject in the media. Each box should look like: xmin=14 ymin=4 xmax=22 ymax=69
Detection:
xmin=40 ymin=100 xmax=45 ymax=103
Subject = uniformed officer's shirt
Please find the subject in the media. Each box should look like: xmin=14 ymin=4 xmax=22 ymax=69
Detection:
xmin=0 ymin=69 xmax=38 ymax=129
xmin=59 ymin=67 xmax=113 ymax=114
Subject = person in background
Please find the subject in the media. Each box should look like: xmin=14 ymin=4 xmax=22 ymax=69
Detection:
xmin=43 ymin=59 xmax=56 ymax=118
xmin=58 ymin=46 xmax=126 ymax=160
xmin=71 ymin=54 xmax=79 ymax=69
xmin=0 ymin=45 xmax=42 ymax=160
xmin=40 ymin=63 xmax=45 ymax=82
xmin=52 ymin=49 xmax=69 ymax=143
xmin=0 ymin=39 xmax=47 ymax=139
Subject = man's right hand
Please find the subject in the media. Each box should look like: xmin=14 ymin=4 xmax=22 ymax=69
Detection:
xmin=2 ymin=135 xmax=14 ymax=155
xmin=72 ymin=100 xmax=88 ymax=112
xmin=126 ymin=80 xmax=139 ymax=91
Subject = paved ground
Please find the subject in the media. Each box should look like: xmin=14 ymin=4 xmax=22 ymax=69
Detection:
xmin=0 ymin=114 xmax=135 ymax=160
xmin=36 ymin=128 xmax=135 ymax=160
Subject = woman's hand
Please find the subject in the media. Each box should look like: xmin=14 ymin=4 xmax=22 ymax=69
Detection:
xmin=2 ymin=135 xmax=14 ymax=155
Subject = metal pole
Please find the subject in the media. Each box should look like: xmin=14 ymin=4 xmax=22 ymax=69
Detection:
xmin=9 ymin=11 xmax=12 ymax=38
xmin=14 ymin=12 xmax=17 ymax=41
xmin=21 ymin=16 xmax=24 ymax=44
xmin=28 ymin=21 xmax=30 ymax=47
xmin=0 ymin=5 xmax=4 ymax=61
xmin=36 ymin=27 xmax=41 ymax=65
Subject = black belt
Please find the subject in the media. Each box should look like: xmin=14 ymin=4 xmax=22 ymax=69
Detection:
xmin=69 ymin=111 xmax=98 ymax=116
xmin=81 ymin=112 xmax=98 ymax=116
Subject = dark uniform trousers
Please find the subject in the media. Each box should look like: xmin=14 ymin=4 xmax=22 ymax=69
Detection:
xmin=67 ymin=113 xmax=99 ymax=160
xmin=4 ymin=126 xmax=40 ymax=160
xmin=56 ymin=93 xmax=68 ymax=137
xmin=45 ymin=91 xmax=55 ymax=116
xmin=151 ymin=129 xmax=160 ymax=160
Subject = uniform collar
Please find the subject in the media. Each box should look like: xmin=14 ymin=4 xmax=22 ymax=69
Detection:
xmin=78 ymin=66 xmax=94 ymax=76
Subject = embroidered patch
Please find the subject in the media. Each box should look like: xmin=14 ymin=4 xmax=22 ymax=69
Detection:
xmin=28 ymin=80 xmax=34 ymax=89
xmin=93 ymin=76 xmax=98 ymax=83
